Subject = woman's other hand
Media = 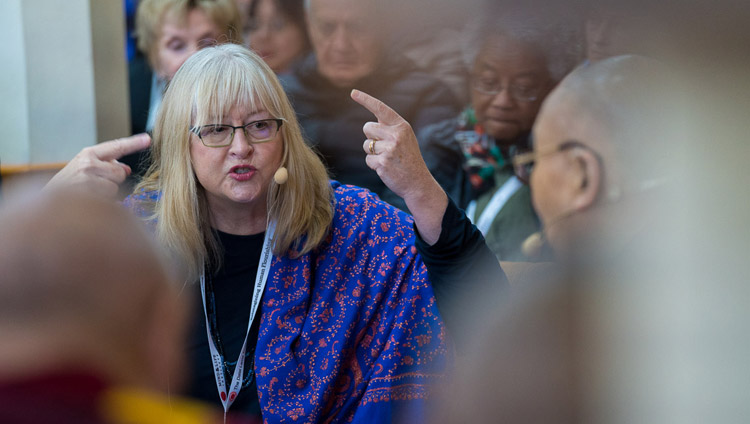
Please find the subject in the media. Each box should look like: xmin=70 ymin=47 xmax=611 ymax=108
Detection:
xmin=45 ymin=134 xmax=151 ymax=198
xmin=351 ymin=89 xmax=447 ymax=245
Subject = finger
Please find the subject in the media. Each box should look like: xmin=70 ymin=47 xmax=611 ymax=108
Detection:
xmin=90 ymin=160 xmax=130 ymax=184
xmin=364 ymin=151 xmax=380 ymax=171
xmin=111 ymin=160 xmax=132 ymax=178
xmin=350 ymin=89 xmax=404 ymax=126
xmin=92 ymin=133 xmax=151 ymax=161
xmin=363 ymin=138 xmax=379 ymax=156
xmin=362 ymin=122 xmax=393 ymax=141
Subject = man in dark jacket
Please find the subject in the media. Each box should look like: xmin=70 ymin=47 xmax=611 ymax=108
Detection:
xmin=280 ymin=0 xmax=460 ymax=210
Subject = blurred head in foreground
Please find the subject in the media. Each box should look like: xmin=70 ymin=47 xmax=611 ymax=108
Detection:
xmin=517 ymin=55 xmax=679 ymax=261
xmin=0 ymin=190 xmax=187 ymax=393
xmin=438 ymin=55 xmax=688 ymax=423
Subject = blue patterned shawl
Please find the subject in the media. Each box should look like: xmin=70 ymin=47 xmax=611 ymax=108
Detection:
xmin=125 ymin=182 xmax=451 ymax=423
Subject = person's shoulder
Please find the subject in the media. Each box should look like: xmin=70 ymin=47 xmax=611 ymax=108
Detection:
xmin=330 ymin=182 xmax=380 ymax=211
xmin=327 ymin=182 xmax=418 ymax=254
xmin=383 ymin=55 xmax=457 ymax=97
xmin=279 ymin=53 xmax=320 ymax=93
xmin=376 ymin=56 xmax=461 ymax=123
xmin=418 ymin=117 xmax=462 ymax=147
xmin=330 ymin=182 xmax=413 ymax=226
xmin=128 ymin=55 xmax=152 ymax=81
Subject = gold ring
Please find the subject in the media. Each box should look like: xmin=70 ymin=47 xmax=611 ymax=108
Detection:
xmin=369 ymin=139 xmax=377 ymax=155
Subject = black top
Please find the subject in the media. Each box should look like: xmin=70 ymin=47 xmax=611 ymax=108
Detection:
xmin=185 ymin=230 xmax=264 ymax=418
xmin=186 ymin=200 xmax=504 ymax=415
xmin=414 ymin=198 xmax=509 ymax=349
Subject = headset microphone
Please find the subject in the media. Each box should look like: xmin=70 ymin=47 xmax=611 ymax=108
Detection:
xmin=273 ymin=167 xmax=288 ymax=185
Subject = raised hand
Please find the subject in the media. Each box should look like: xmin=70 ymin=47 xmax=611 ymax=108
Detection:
xmin=350 ymin=89 xmax=447 ymax=244
xmin=45 ymin=133 xmax=151 ymax=198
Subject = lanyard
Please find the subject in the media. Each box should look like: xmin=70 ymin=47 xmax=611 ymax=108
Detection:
xmin=467 ymin=176 xmax=522 ymax=235
xmin=199 ymin=222 xmax=275 ymax=414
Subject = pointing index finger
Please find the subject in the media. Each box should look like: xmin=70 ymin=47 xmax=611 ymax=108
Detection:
xmin=350 ymin=89 xmax=404 ymax=126
xmin=93 ymin=133 xmax=152 ymax=161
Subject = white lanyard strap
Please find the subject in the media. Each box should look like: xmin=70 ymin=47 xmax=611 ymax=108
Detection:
xmin=199 ymin=222 xmax=275 ymax=413
xmin=467 ymin=176 xmax=523 ymax=236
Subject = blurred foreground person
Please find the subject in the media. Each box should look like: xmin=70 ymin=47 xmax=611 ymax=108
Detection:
xmin=430 ymin=55 xmax=683 ymax=422
xmin=518 ymin=55 xmax=675 ymax=261
xmin=0 ymin=190 xmax=257 ymax=423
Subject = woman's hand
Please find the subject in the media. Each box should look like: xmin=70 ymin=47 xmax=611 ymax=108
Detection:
xmin=45 ymin=134 xmax=151 ymax=198
xmin=350 ymin=89 xmax=447 ymax=245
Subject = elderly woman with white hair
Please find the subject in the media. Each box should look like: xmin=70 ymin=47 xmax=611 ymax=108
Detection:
xmin=419 ymin=9 xmax=582 ymax=262
xmin=123 ymin=43 xmax=449 ymax=422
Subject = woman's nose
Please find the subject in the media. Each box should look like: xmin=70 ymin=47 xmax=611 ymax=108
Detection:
xmin=228 ymin=128 xmax=254 ymax=156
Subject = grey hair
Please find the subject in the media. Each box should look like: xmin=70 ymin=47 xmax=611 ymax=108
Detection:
xmin=462 ymin=7 xmax=584 ymax=81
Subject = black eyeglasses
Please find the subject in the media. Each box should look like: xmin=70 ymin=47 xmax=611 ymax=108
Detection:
xmin=511 ymin=141 xmax=600 ymax=184
xmin=471 ymin=76 xmax=544 ymax=103
xmin=190 ymin=119 xmax=284 ymax=147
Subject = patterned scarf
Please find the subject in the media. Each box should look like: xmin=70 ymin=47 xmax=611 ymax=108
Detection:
xmin=454 ymin=108 xmax=506 ymax=196
xmin=124 ymin=183 xmax=451 ymax=423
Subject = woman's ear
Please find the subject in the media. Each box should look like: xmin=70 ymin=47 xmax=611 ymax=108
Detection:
xmin=569 ymin=146 xmax=602 ymax=212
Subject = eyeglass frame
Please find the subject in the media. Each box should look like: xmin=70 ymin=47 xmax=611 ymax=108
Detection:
xmin=471 ymin=75 xmax=546 ymax=103
xmin=511 ymin=140 xmax=602 ymax=184
xmin=189 ymin=118 xmax=284 ymax=148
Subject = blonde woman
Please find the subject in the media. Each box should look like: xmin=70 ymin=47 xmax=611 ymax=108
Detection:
xmin=125 ymin=44 xmax=449 ymax=422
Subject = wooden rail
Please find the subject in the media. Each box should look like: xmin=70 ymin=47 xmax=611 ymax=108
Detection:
xmin=0 ymin=162 xmax=67 ymax=177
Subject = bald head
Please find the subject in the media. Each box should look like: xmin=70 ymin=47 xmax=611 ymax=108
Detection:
xmin=530 ymin=55 xmax=680 ymax=255
xmin=552 ymin=55 xmax=676 ymax=182
xmin=0 ymin=190 xmax=186 ymax=390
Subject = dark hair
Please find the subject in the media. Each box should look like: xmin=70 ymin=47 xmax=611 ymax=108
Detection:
xmin=248 ymin=0 xmax=310 ymax=50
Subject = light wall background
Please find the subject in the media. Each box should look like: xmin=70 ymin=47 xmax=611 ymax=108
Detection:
xmin=0 ymin=0 xmax=130 ymax=166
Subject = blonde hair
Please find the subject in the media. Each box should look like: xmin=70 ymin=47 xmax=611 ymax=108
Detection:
xmin=135 ymin=44 xmax=334 ymax=282
xmin=135 ymin=0 xmax=243 ymax=70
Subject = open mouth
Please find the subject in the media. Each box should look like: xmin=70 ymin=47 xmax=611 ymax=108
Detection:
xmin=230 ymin=165 xmax=256 ymax=180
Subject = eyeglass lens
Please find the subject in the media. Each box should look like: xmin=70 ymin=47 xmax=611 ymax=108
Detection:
xmin=197 ymin=119 xmax=281 ymax=146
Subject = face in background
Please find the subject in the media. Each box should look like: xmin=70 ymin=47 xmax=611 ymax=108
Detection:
xmin=190 ymin=106 xmax=284 ymax=218
xmin=306 ymin=0 xmax=383 ymax=88
xmin=235 ymin=0 xmax=253 ymax=20
xmin=471 ymin=35 xmax=553 ymax=144
xmin=155 ymin=8 xmax=222 ymax=80
xmin=246 ymin=0 xmax=308 ymax=73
